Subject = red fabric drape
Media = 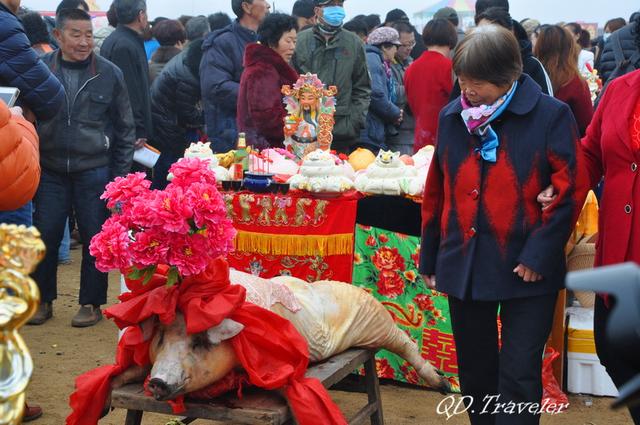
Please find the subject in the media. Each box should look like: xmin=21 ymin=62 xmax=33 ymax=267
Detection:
xmin=66 ymin=258 xmax=346 ymax=425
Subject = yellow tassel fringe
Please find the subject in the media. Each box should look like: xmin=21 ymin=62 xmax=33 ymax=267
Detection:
xmin=234 ymin=231 xmax=354 ymax=256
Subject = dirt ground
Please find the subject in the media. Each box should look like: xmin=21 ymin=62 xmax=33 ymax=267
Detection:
xmin=21 ymin=249 xmax=635 ymax=425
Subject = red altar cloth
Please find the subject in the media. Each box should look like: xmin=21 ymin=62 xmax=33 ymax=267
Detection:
xmin=224 ymin=190 xmax=359 ymax=282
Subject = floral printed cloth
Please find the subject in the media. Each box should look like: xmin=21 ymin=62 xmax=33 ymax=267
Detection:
xmin=352 ymin=224 xmax=460 ymax=391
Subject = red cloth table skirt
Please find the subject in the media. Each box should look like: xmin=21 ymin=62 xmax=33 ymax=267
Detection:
xmin=224 ymin=190 xmax=359 ymax=282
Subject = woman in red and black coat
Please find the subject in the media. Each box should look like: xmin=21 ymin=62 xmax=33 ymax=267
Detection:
xmin=237 ymin=13 xmax=299 ymax=149
xmin=420 ymin=25 xmax=588 ymax=425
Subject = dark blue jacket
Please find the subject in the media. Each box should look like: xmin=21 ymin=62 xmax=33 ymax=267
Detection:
xmin=101 ymin=25 xmax=153 ymax=141
xmin=420 ymin=74 xmax=589 ymax=301
xmin=200 ymin=21 xmax=257 ymax=152
xmin=361 ymin=45 xmax=401 ymax=150
xmin=0 ymin=2 xmax=64 ymax=121
xmin=151 ymin=39 xmax=204 ymax=157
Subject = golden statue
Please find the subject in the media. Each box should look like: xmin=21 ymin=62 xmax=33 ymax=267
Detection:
xmin=282 ymin=73 xmax=338 ymax=159
xmin=0 ymin=224 xmax=44 ymax=424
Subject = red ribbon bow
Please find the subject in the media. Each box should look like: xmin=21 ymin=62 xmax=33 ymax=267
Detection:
xmin=67 ymin=258 xmax=346 ymax=425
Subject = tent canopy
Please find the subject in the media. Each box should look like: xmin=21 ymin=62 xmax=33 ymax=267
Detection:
xmin=415 ymin=0 xmax=476 ymax=17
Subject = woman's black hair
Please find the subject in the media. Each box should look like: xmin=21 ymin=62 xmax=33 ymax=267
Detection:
xmin=257 ymin=13 xmax=298 ymax=48
xmin=152 ymin=19 xmax=186 ymax=46
xmin=475 ymin=6 xmax=513 ymax=30
xmin=475 ymin=0 xmax=509 ymax=15
xmin=422 ymin=18 xmax=458 ymax=49
xmin=19 ymin=11 xmax=51 ymax=46
xmin=343 ymin=18 xmax=368 ymax=39
xmin=208 ymin=12 xmax=232 ymax=32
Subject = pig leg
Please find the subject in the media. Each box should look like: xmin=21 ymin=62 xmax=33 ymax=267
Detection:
xmin=345 ymin=294 xmax=451 ymax=394
xmin=112 ymin=364 xmax=151 ymax=389
xmin=302 ymin=281 xmax=451 ymax=393
xmin=102 ymin=365 xmax=151 ymax=417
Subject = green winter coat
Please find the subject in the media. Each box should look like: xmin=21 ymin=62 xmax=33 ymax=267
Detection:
xmin=293 ymin=26 xmax=371 ymax=151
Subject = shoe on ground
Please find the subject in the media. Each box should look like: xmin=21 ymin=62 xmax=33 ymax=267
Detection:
xmin=58 ymin=258 xmax=72 ymax=265
xmin=71 ymin=305 xmax=102 ymax=328
xmin=23 ymin=402 xmax=43 ymax=422
xmin=27 ymin=303 xmax=52 ymax=326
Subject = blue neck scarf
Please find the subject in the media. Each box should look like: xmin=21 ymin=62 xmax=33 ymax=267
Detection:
xmin=460 ymin=81 xmax=518 ymax=162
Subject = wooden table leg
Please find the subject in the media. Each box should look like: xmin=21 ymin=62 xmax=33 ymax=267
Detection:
xmin=124 ymin=409 xmax=143 ymax=425
xmin=363 ymin=353 xmax=384 ymax=425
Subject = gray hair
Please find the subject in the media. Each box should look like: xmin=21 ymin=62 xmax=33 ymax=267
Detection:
xmin=114 ymin=0 xmax=146 ymax=25
xmin=185 ymin=16 xmax=210 ymax=41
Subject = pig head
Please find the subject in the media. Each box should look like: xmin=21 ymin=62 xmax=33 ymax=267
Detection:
xmin=146 ymin=314 xmax=244 ymax=401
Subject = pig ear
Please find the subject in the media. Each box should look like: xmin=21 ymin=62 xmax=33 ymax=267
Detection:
xmin=206 ymin=319 xmax=244 ymax=345
xmin=139 ymin=316 xmax=157 ymax=342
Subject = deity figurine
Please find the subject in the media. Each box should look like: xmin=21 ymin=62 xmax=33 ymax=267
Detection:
xmin=282 ymin=73 xmax=337 ymax=160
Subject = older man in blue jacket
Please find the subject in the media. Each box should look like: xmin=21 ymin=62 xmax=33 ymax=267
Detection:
xmin=200 ymin=0 xmax=269 ymax=152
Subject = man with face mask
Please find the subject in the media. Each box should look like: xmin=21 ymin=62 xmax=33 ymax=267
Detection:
xmin=293 ymin=0 xmax=371 ymax=153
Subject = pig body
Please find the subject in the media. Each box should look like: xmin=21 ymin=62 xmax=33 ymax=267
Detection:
xmin=143 ymin=271 xmax=449 ymax=401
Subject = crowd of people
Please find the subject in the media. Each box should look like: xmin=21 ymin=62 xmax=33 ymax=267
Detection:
xmin=1 ymin=0 xmax=640 ymax=423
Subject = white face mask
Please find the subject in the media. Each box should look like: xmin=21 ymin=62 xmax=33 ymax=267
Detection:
xmin=603 ymin=32 xmax=611 ymax=42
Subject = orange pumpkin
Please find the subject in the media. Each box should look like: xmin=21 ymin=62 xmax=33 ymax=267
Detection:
xmin=348 ymin=147 xmax=376 ymax=171
xmin=0 ymin=102 xmax=40 ymax=211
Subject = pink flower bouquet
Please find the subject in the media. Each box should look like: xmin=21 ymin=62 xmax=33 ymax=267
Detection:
xmin=89 ymin=158 xmax=236 ymax=286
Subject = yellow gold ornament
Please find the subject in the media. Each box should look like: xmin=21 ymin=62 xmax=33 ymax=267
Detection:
xmin=0 ymin=224 xmax=45 ymax=424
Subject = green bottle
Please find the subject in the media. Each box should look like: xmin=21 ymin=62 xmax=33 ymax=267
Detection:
xmin=234 ymin=132 xmax=249 ymax=172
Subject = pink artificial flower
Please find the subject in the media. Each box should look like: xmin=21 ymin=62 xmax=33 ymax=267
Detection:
xmin=186 ymin=183 xmax=229 ymax=229
xmin=167 ymin=233 xmax=210 ymax=276
xmin=205 ymin=222 xmax=237 ymax=259
xmin=101 ymin=173 xmax=151 ymax=210
xmin=89 ymin=216 xmax=131 ymax=272
xmin=129 ymin=229 xmax=170 ymax=267
xmin=91 ymin=158 xmax=238 ymax=283
xmin=168 ymin=157 xmax=217 ymax=188
xmin=142 ymin=186 xmax=193 ymax=233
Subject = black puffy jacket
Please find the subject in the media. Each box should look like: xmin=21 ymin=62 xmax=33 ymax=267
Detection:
xmin=150 ymin=39 xmax=204 ymax=156
xmin=597 ymin=23 xmax=640 ymax=82
xmin=0 ymin=2 xmax=64 ymax=120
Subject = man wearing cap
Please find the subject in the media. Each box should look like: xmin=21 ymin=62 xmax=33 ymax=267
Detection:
xmin=383 ymin=8 xmax=425 ymax=59
xmin=292 ymin=0 xmax=316 ymax=32
xmin=200 ymin=0 xmax=270 ymax=152
xmin=434 ymin=7 xmax=465 ymax=44
xmin=293 ymin=0 xmax=371 ymax=153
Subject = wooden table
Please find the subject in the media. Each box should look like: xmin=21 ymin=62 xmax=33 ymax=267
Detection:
xmin=111 ymin=348 xmax=383 ymax=425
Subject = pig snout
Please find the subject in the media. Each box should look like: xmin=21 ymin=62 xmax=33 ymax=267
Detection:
xmin=147 ymin=378 xmax=176 ymax=401
xmin=147 ymin=378 xmax=170 ymax=400
xmin=148 ymin=314 xmax=243 ymax=400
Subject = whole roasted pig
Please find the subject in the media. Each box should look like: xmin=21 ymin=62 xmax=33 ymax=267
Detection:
xmin=113 ymin=271 xmax=450 ymax=401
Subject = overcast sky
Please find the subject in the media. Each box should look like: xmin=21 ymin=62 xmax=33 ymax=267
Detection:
xmin=23 ymin=0 xmax=639 ymax=28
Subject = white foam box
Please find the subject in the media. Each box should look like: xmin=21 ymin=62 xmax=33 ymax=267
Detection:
xmin=566 ymin=307 xmax=618 ymax=397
